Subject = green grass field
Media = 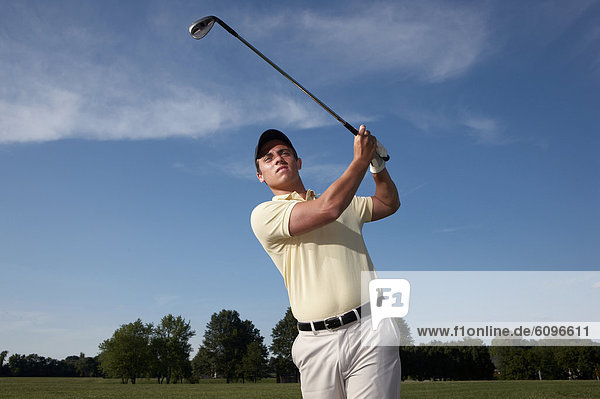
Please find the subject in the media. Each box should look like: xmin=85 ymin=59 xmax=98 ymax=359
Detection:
xmin=0 ymin=378 xmax=598 ymax=398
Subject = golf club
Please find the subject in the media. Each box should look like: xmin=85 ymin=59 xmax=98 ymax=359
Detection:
xmin=188 ymin=15 xmax=390 ymax=161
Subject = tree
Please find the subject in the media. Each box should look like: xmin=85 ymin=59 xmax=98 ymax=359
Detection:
xmin=493 ymin=346 xmax=539 ymax=380
xmin=0 ymin=351 xmax=8 ymax=377
xmin=241 ymin=341 xmax=269 ymax=382
xmin=7 ymin=354 xmax=27 ymax=376
xmin=201 ymin=309 xmax=265 ymax=382
xmin=270 ymin=307 xmax=299 ymax=382
xmin=73 ymin=353 xmax=100 ymax=377
xmin=465 ymin=345 xmax=495 ymax=380
xmin=395 ymin=318 xmax=414 ymax=346
xmin=399 ymin=341 xmax=495 ymax=381
xmin=555 ymin=345 xmax=600 ymax=380
xmin=98 ymin=319 xmax=153 ymax=384
xmin=149 ymin=333 xmax=169 ymax=383
xmin=192 ymin=345 xmax=216 ymax=379
xmin=151 ymin=314 xmax=195 ymax=384
xmin=2 ymin=352 xmax=77 ymax=377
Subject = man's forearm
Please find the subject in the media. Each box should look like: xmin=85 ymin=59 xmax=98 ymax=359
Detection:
xmin=319 ymin=158 xmax=370 ymax=217
xmin=372 ymin=169 xmax=400 ymax=219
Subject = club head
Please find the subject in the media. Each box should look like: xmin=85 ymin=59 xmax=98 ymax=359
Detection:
xmin=189 ymin=16 xmax=216 ymax=40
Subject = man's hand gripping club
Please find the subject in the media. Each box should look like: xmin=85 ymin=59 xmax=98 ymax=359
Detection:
xmin=356 ymin=125 xmax=388 ymax=174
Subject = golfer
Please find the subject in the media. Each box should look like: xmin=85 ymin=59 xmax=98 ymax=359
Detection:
xmin=251 ymin=125 xmax=401 ymax=398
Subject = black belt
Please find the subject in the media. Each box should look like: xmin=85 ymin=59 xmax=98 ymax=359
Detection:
xmin=297 ymin=306 xmax=364 ymax=331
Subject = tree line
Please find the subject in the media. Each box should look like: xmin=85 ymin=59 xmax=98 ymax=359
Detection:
xmin=2 ymin=309 xmax=599 ymax=382
xmin=401 ymin=344 xmax=496 ymax=380
xmin=490 ymin=344 xmax=600 ymax=380
xmin=0 ymin=351 xmax=100 ymax=377
xmin=400 ymin=338 xmax=600 ymax=381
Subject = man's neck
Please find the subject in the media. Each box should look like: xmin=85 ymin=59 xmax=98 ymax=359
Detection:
xmin=270 ymin=181 xmax=307 ymax=199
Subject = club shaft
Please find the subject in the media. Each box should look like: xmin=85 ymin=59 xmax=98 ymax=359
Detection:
xmin=215 ymin=18 xmax=358 ymax=136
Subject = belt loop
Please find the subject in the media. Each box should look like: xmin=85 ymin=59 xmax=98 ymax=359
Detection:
xmin=352 ymin=308 xmax=360 ymax=320
xmin=310 ymin=321 xmax=317 ymax=335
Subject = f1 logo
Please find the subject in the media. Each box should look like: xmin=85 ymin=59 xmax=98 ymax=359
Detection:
xmin=369 ymin=279 xmax=411 ymax=331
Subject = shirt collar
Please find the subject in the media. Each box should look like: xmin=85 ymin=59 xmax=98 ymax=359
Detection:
xmin=272 ymin=189 xmax=316 ymax=201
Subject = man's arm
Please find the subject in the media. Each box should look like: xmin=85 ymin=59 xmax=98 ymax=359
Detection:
xmin=371 ymin=168 xmax=400 ymax=221
xmin=288 ymin=125 xmax=376 ymax=236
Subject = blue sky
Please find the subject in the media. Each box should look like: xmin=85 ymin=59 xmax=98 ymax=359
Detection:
xmin=1 ymin=0 xmax=599 ymax=359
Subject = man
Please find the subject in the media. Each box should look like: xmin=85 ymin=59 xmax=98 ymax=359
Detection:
xmin=251 ymin=125 xmax=401 ymax=398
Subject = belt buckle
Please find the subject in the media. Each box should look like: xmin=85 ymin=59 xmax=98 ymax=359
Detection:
xmin=324 ymin=316 xmax=343 ymax=330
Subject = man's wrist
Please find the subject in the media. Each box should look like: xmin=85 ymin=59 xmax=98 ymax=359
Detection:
xmin=370 ymin=166 xmax=386 ymax=174
xmin=369 ymin=155 xmax=386 ymax=174
xmin=351 ymin=157 xmax=372 ymax=170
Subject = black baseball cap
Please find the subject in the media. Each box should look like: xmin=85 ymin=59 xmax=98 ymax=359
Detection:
xmin=254 ymin=129 xmax=297 ymax=170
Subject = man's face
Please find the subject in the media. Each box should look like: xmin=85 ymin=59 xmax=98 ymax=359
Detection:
xmin=256 ymin=139 xmax=302 ymax=188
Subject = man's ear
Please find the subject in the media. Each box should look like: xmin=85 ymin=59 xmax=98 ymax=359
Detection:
xmin=257 ymin=171 xmax=265 ymax=183
xmin=297 ymin=158 xmax=302 ymax=170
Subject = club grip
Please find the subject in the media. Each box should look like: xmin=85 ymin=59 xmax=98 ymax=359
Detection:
xmin=343 ymin=122 xmax=359 ymax=135
xmin=343 ymin=122 xmax=390 ymax=161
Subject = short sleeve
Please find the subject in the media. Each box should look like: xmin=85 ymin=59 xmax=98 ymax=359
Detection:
xmin=351 ymin=196 xmax=373 ymax=224
xmin=251 ymin=200 xmax=297 ymax=252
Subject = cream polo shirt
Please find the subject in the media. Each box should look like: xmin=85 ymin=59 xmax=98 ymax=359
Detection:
xmin=250 ymin=189 xmax=376 ymax=321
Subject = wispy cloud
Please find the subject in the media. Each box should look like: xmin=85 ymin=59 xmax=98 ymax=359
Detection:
xmin=173 ymin=155 xmax=348 ymax=184
xmin=0 ymin=69 xmax=333 ymax=144
xmin=0 ymin=308 xmax=113 ymax=358
xmin=399 ymin=183 xmax=428 ymax=198
xmin=207 ymin=161 xmax=258 ymax=181
xmin=0 ymin=310 xmax=51 ymax=332
xmin=578 ymin=24 xmax=600 ymax=76
xmin=512 ymin=0 xmax=597 ymax=46
xmin=300 ymin=162 xmax=348 ymax=184
xmin=396 ymin=107 xmax=453 ymax=132
xmin=154 ymin=295 xmax=182 ymax=306
xmin=461 ymin=115 xmax=513 ymax=146
xmin=173 ymin=161 xmax=257 ymax=181
xmin=593 ymin=282 xmax=600 ymax=288
xmin=434 ymin=225 xmax=479 ymax=234
xmin=398 ymin=105 xmax=512 ymax=146
xmin=258 ymin=2 xmax=491 ymax=83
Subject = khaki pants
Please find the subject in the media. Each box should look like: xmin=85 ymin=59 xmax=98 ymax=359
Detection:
xmin=292 ymin=315 xmax=401 ymax=399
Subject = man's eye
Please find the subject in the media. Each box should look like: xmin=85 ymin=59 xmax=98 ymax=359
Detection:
xmin=281 ymin=150 xmax=290 ymax=156
xmin=264 ymin=156 xmax=272 ymax=162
